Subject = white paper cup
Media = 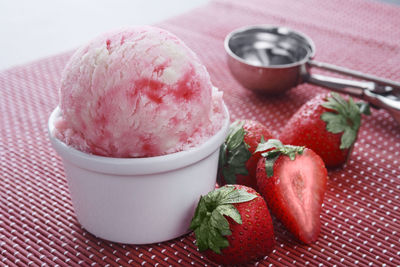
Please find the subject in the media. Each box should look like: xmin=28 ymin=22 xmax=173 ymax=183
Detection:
xmin=48 ymin=105 xmax=229 ymax=244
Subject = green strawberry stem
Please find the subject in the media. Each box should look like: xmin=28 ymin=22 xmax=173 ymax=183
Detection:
xmin=190 ymin=186 xmax=257 ymax=254
xmin=218 ymin=121 xmax=252 ymax=184
xmin=256 ymin=139 xmax=304 ymax=177
xmin=320 ymin=92 xmax=370 ymax=149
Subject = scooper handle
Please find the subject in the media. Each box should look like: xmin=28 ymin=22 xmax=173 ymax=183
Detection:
xmin=302 ymin=60 xmax=400 ymax=124
xmin=308 ymin=60 xmax=400 ymax=91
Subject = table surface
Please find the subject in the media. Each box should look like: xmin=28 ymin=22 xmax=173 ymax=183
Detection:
xmin=1 ymin=0 xmax=400 ymax=266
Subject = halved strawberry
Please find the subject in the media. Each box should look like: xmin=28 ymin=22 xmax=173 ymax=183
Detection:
xmin=190 ymin=185 xmax=275 ymax=265
xmin=218 ymin=120 xmax=274 ymax=190
xmin=279 ymin=92 xmax=370 ymax=167
xmin=256 ymin=139 xmax=328 ymax=244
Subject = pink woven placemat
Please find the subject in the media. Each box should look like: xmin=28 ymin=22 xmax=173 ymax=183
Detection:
xmin=1 ymin=0 xmax=400 ymax=266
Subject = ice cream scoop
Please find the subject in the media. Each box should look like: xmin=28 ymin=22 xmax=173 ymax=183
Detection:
xmin=55 ymin=26 xmax=226 ymax=157
xmin=224 ymin=25 xmax=400 ymax=125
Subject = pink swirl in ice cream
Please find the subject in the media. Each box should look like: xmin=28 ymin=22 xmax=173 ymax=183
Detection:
xmin=54 ymin=26 xmax=226 ymax=157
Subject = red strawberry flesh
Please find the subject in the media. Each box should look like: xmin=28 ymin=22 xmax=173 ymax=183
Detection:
xmin=257 ymin=148 xmax=327 ymax=244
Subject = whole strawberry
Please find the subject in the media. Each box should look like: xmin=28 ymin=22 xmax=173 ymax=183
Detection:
xmin=256 ymin=139 xmax=328 ymax=244
xmin=190 ymin=185 xmax=275 ymax=265
xmin=218 ymin=120 xmax=274 ymax=190
xmin=279 ymin=92 xmax=370 ymax=167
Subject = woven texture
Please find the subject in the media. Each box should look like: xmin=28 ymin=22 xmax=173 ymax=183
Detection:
xmin=1 ymin=0 xmax=400 ymax=266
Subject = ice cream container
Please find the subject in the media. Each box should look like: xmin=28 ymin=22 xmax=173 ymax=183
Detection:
xmin=48 ymin=105 xmax=230 ymax=244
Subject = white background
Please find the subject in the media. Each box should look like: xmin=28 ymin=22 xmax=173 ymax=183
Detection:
xmin=0 ymin=0 xmax=398 ymax=71
xmin=0 ymin=0 xmax=209 ymax=71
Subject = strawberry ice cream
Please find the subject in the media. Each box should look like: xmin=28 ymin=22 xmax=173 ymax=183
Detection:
xmin=54 ymin=26 xmax=226 ymax=157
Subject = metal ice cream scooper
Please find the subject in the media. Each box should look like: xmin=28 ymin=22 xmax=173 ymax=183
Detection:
xmin=224 ymin=25 xmax=400 ymax=125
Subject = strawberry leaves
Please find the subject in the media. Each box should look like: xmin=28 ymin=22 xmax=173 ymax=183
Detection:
xmin=218 ymin=121 xmax=252 ymax=184
xmin=320 ymin=93 xmax=371 ymax=149
xmin=191 ymin=197 xmax=230 ymax=253
xmin=190 ymin=186 xmax=257 ymax=254
xmin=256 ymin=139 xmax=304 ymax=177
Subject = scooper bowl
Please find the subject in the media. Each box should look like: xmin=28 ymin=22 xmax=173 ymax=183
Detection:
xmin=225 ymin=25 xmax=315 ymax=93
xmin=225 ymin=25 xmax=400 ymax=125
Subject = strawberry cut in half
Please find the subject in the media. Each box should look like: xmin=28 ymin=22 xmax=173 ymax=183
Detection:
xmin=279 ymin=92 xmax=370 ymax=168
xmin=256 ymin=139 xmax=328 ymax=244
xmin=190 ymin=185 xmax=275 ymax=265
xmin=218 ymin=120 xmax=274 ymax=190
